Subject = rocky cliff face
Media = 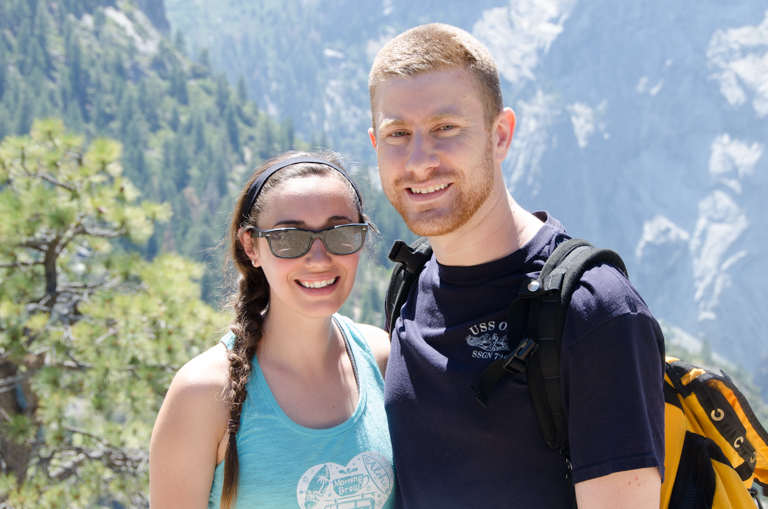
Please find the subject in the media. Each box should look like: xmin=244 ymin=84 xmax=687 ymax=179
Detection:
xmin=135 ymin=0 xmax=170 ymax=34
xmin=165 ymin=0 xmax=768 ymax=375
xmin=482 ymin=1 xmax=768 ymax=372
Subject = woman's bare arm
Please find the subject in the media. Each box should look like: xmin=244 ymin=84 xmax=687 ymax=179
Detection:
xmin=150 ymin=343 xmax=231 ymax=509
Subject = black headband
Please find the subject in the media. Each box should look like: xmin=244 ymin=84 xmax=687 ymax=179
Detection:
xmin=241 ymin=157 xmax=363 ymax=223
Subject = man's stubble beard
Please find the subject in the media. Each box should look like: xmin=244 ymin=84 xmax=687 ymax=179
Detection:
xmin=385 ymin=137 xmax=496 ymax=238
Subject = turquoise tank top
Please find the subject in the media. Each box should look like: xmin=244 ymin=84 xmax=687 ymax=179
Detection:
xmin=208 ymin=315 xmax=395 ymax=509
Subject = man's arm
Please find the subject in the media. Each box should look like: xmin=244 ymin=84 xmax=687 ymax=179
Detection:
xmin=564 ymin=266 xmax=666 ymax=508
xmin=575 ymin=467 xmax=661 ymax=509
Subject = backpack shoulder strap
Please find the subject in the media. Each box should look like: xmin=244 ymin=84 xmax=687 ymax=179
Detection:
xmin=473 ymin=239 xmax=628 ymax=454
xmin=385 ymin=237 xmax=432 ymax=337
xmin=525 ymin=240 xmax=628 ymax=458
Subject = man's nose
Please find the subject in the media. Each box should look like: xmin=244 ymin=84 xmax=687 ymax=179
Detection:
xmin=404 ymin=132 xmax=439 ymax=177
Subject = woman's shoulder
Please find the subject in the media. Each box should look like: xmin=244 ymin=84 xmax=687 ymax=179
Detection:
xmin=341 ymin=318 xmax=390 ymax=378
xmin=167 ymin=342 xmax=231 ymax=411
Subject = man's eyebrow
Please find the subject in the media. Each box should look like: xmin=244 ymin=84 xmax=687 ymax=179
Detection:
xmin=428 ymin=112 xmax=467 ymax=123
xmin=378 ymin=112 xmax=469 ymax=130
xmin=378 ymin=119 xmax=407 ymax=130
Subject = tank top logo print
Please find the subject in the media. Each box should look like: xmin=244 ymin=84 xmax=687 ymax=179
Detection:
xmin=296 ymin=451 xmax=393 ymax=509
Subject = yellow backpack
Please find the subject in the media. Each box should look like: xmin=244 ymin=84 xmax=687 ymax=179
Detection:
xmin=662 ymin=358 xmax=768 ymax=508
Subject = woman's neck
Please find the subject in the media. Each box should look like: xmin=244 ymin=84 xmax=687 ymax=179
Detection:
xmin=258 ymin=305 xmax=343 ymax=373
xmin=255 ymin=303 xmax=359 ymax=429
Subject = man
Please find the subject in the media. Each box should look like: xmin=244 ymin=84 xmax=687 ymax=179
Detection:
xmin=367 ymin=24 xmax=665 ymax=508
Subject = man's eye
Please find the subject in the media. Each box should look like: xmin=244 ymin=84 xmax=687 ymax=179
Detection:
xmin=438 ymin=125 xmax=457 ymax=131
xmin=390 ymin=131 xmax=407 ymax=137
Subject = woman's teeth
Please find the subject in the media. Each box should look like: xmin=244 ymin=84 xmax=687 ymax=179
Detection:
xmin=410 ymin=183 xmax=447 ymax=194
xmin=299 ymin=278 xmax=337 ymax=289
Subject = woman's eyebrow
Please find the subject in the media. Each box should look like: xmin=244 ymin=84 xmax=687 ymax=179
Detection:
xmin=272 ymin=215 xmax=355 ymax=228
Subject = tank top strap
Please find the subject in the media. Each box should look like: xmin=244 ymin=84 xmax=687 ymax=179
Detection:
xmin=332 ymin=314 xmax=385 ymax=391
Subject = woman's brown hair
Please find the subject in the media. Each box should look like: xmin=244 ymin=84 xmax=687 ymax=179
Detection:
xmin=220 ymin=150 xmax=367 ymax=508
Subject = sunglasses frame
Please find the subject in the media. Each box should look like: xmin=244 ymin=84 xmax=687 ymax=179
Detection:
xmin=240 ymin=223 xmax=368 ymax=259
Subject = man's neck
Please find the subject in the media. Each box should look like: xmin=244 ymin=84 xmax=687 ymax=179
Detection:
xmin=429 ymin=191 xmax=543 ymax=267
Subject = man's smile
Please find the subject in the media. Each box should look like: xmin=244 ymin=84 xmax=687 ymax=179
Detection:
xmin=409 ymin=183 xmax=449 ymax=194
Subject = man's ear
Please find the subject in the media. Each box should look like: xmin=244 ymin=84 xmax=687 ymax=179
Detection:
xmin=493 ymin=107 xmax=516 ymax=163
xmin=368 ymin=127 xmax=377 ymax=150
xmin=239 ymin=229 xmax=261 ymax=267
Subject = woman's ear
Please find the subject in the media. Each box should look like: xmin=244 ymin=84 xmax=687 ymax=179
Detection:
xmin=239 ymin=229 xmax=261 ymax=267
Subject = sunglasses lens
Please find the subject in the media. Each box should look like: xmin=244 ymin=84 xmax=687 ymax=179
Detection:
xmin=325 ymin=225 xmax=366 ymax=255
xmin=269 ymin=230 xmax=312 ymax=258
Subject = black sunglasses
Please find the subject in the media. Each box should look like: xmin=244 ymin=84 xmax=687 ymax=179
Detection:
xmin=240 ymin=223 xmax=368 ymax=259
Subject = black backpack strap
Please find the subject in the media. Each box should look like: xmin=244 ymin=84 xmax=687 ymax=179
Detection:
xmin=472 ymin=238 xmax=628 ymax=505
xmin=385 ymin=237 xmax=432 ymax=336
xmin=524 ymin=240 xmax=628 ymax=450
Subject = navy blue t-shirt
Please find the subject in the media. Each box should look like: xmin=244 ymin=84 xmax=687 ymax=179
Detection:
xmin=384 ymin=212 xmax=665 ymax=508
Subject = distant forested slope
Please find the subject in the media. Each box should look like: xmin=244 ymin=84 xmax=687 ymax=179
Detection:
xmin=0 ymin=0 xmax=302 ymax=300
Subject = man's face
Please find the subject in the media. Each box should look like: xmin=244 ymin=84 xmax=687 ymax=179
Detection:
xmin=369 ymin=69 xmax=498 ymax=237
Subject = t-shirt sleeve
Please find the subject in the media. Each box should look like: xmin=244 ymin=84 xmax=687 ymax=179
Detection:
xmin=559 ymin=265 xmax=666 ymax=484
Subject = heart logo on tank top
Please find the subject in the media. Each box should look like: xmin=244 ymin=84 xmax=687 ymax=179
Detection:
xmin=297 ymin=451 xmax=393 ymax=509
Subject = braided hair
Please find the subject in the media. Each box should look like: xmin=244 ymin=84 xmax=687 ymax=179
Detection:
xmin=220 ymin=150 xmax=367 ymax=508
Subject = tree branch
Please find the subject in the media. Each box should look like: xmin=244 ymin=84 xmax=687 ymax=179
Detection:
xmin=80 ymin=224 xmax=125 ymax=238
xmin=21 ymin=239 xmax=49 ymax=252
xmin=42 ymin=436 xmax=148 ymax=482
xmin=0 ymin=374 xmax=31 ymax=392
xmin=32 ymin=171 xmax=77 ymax=193
xmin=0 ymin=260 xmax=44 ymax=268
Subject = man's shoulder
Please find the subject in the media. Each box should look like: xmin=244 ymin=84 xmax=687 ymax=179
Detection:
xmin=578 ymin=261 xmax=647 ymax=311
xmin=565 ymin=261 xmax=659 ymax=344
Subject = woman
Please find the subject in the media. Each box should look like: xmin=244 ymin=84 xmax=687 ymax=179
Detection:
xmin=149 ymin=152 xmax=394 ymax=509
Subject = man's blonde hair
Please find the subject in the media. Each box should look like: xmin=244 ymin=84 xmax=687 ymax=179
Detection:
xmin=369 ymin=23 xmax=503 ymax=131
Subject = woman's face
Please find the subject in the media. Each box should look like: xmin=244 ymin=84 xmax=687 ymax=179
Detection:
xmin=243 ymin=174 xmax=362 ymax=320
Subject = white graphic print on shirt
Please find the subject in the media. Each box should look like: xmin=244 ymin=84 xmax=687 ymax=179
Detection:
xmin=466 ymin=320 xmax=510 ymax=359
xmin=297 ymin=451 xmax=393 ymax=509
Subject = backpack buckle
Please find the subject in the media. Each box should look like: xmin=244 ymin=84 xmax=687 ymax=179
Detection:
xmin=388 ymin=240 xmax=431 ymax=273
xmin=503 ymin=338 xmax=539 ymax=375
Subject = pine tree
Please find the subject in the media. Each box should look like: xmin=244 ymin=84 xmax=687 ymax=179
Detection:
xmin=173 ymin=30 xmax=186 ymax=57
xmin=0 ymin=104 xmax=8 ymax=142
xmin=192 ymin=109 xmax=206 ymax=152
xmin=0 ymin=45 xmax=6 ymax=100
xmin=215 ymin=73 xmax=229 ymax=114
xmin=237 ymin=73 xmax=248 ymax=103
xmin=29 ymin=0 xmax=51 ymax=76
xmin=225 ymin=103 xmax=240 ymax=154
xmin=169 ymin=61 xmax=188 ymax=105
xmin=14 ymin=89 xmax=33 ymax=136
xmin=283 ymin=116 xmax=295 ymax=149
xmin=137 ymin=79 xmax=161 ymax=131
xmin=64 ymin=26 xmax=87 ymax=116
xmin=0 ymin=119 xmax=223 ymax=508
xmin=168 ymin=104 xmax=180 ymax=132
xmin=15 ymin=16 xmax=33 ymax=75
xmin=197 ymin=47 xmax=210 ymax=69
